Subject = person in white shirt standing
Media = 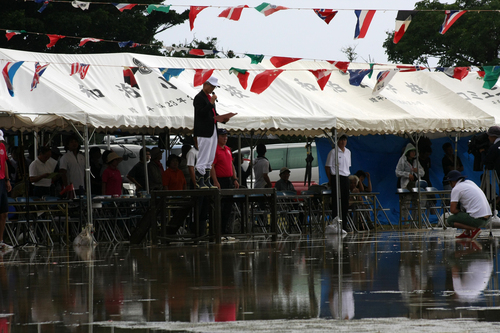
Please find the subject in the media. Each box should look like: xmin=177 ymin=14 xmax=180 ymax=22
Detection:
xmin=29 ymin=146 xmax=57 ymax=197
xmin=325 ymin=135 xmax=351 ymax=232
xmin=59 ymin=135 xmax=85 ymax=195
xmin=446 ymin=170 xmax=491 ymax=239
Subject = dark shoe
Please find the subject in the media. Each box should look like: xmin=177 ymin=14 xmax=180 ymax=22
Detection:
xmin=470 ymin=228 xmax=481 ymax=239
xmin=195 ymin=170 xmax=208 ymax=189
xmin=204 ymin=169 xmax=217 ymax=189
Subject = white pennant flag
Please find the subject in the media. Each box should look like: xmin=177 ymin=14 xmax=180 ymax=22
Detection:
xmin=72 ymin=1 xmax=90 ymax=10
xmin=372 ymin=69 xmax=399 ymax=96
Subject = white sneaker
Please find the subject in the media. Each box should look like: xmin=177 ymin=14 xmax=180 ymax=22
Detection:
xmin=0 ymin=242 xmax=13 ymax=251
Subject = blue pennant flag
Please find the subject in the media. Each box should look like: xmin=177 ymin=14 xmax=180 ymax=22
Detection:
xmin=159 ymin=68 xmax=185 ymax=81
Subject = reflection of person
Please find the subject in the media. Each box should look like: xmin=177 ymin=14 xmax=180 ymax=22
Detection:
xmin=0 ymin=130 xmax=12 ymax=251
xmin=59 ymin=135 xmax=85 ymax=194
xmin=325 ymin=135 xmax=351 ymax=231
xmin=275 ymin=167 xmax=295 ymax=193
xmin=102 ymin=152 xmax=123 ymax=196
xmin=442 ymin=142 xmax=464 ymax=190
xmin=254 ymin=143 xmax=272 ymax=188
xmin=193 ymin=76 xmax=233 ymax=189
xmin=29 ymin=146 xmax=57 ymax=197
xmin=162 ymin=154 xmax=186 ymax=191
xmin=445 ymin=170 xmax=491 ymax=239
xmin=127 ymin=147 xmax=150 ymax=191
xmin=148 ymin=147 xmax=164 ymax=191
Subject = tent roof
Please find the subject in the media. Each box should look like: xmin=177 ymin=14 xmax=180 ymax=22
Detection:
xmin=0 ymin=48 xmax=495 ymax=135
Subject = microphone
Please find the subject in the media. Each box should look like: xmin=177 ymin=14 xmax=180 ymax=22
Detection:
xmin=212 ymin=93 xmax=218 ymax=102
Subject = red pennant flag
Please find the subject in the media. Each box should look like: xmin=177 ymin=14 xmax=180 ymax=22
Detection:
xmin=270 ymin=56 xmax=302 ymax=68
xmin=309 ymin=69 xmax=333 ymax=90
xmin=218 ymin=5 xmax=249 ymax=21
xmin=393 ymin=11 xmax=418 ymax=44
xmin=313 ymin=9 xmax=338 ymax=24
xmin=193 ymin=69 xmax=215 ymax=87
xmin=396 ymin=65 xmax=426 ymax=72
xmin=250 ymin=69 xmax=283 ymax=94
xmin=229 ymin=68 xmax=250 ymax=89
xmin=46 ymin=34 xmax=65 ymax=48
xmin=190 ymin=6 xmax=208 ymax=30
xmin=123 ymin=67 xmax=139 ymax=89
xmin=327 ymin=61 xmax=350 ymax=73
xmin=79 ymin=38 xmax=102 ymax=47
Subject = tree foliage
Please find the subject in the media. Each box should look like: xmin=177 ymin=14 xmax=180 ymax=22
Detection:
xmin=1 ymin=0 xmax=189 ymax=55
xmin=383 ymin=0 xmax=500 ymax=68
xmin=165 ymin=37 xmax=237 ymax=58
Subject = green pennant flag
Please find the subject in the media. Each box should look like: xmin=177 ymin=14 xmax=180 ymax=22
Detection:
xmin=483 ymin=66 xmax=500 ymax=89
xmin=147 ymin=4 xmax=171 ymax=14
xmin=367 ymin=63 xmax=375 ymax=79
xmin=229 ymin=67 xmax=247 ymax=75
xmin=245 ymin=54 xmax=264 ymax=64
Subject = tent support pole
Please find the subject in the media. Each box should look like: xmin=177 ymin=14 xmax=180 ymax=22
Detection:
xmin=333 ymin=128 xmax=342 ymax=234
xmin=142 ymin=135 xmax=149 ymax=194
xmin=83 ymin=124 xmax=93 ymax=229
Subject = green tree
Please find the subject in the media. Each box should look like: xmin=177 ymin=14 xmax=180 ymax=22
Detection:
xmin=1 ymin=0 xmax=188 ymax=55
xmin=383 ymin=0 xmax=500 ymax=68
xmin=165 ymin=37 xmax=237 ymax=59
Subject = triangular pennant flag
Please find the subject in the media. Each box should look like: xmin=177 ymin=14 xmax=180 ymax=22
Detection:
xmin=309 ymin=69 xmax=333 ymax=91
xmin=396 ymin=65 xmax=426 ymax=72
xmin=123 ymin=67 xmax=139 ymax=89
xmin=435 ymin=66 xmax=469 ymax=80
xmin=313 ymin=9 xmax=338 ymax=24
xmin=79 ymin=38 xmax=102 ymax=47
xmin=70 ymin=63 xmax=90 ymax=79
xmin=147 ymin=4 xmax=170 ymax=14
xmin=250 ymin=69 xmax=283 ymax=94
xmin=347 ymin=69 xmax=371 ymax=86
xmin=373 ymin=70 xmax=398 ymax=96
xmin=5 ymin=30 xmax=26 ymax=41
xmin=193 ymin=69 xmax=214 ymax=87
xmin=393 ymin=10 xmax=418 ymax=44
xmin=35 ymin=0 xmax=50 ymax=13
xmin=354 ymin=10 xmax=376 ymax=39
xmin=327 ymin=61 xmax=350 ymax=73
xmin=118 ymin=40 xmax=140 ymax=48
xmin=189 ymin=6 xmax=208 ymax=30
xmin=113 ymin=3 xmax=137 ymax=12
xmin=219 ymin=5 xmax=249 ymax=21
xmin=254 ymin=2 xmax=288 ymax=16
xmin=159 ymin=68 xmax=185 ymax=81
xmin=189 ymin=49 xmax=219 ymax=56
xmin=31 ymin=62 xmax=49 ymax=91
xmin=367 ymin=63 xmax=375 ymax=78
xmin=229 ymin=67 xmax=250 ymax=89
xmin=270 ymin=56 xmax=302 ymax=68
xmin=46 ymin=34 xmax=65 ymax=48
xmin=477 ymin=70 xmax=485 ymax=78
xmin=439 ymin=10 xmax=467 ymax=34
xmin=2 ymin=61 xmax=24 ymax=97
xmin=245 ymin=54 xmax=264 ymax=64
xmin=482 ymin=66 xmax=500 ymax=89
xmin=72 ymin=1 xmax=90 ymax=10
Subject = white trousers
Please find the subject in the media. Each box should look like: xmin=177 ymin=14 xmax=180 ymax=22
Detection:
xmin=196 ymin=126 xmax=217 ymax=175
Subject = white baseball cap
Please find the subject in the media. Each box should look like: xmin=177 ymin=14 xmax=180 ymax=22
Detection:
xmin=0 ymin=130 xmax=4 ymax=141
xmin=206 ymin=76 xmax=220 ymax=87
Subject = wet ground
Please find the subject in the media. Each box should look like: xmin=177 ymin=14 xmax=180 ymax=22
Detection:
xmin=2 ymin=229 xmax=500 ymax=332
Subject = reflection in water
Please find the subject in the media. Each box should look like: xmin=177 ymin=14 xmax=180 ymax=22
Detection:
xmin=0 ymin=231 xmax=498 ymax=331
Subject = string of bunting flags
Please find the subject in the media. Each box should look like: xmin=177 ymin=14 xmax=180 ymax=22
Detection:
xmin=2 ymin=54 xmax=499 ymax=99
xmin=20 ymin=1 xmax=500 ymax=42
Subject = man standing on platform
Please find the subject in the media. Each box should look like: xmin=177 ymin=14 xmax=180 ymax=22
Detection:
xmin=446 ymin=170 xmax=491 ymax=239
xmin=0 ymin=130 xmax=12 ymax=250
xmin=193 ymin=76 xmax=235 ymax=189
xmin=211 ymin=128 xmax=239 ymax=234
xmin=325 ymin=135 xmax=351 ymax=232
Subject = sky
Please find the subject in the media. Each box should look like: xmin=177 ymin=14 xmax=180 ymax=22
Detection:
xmin=157 ymin=0 xmax=451 ymax=66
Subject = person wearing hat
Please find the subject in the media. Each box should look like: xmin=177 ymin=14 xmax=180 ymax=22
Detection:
xmin=446 ymin=170 xmax=491 ymax=239
xmin=275 ymin=167 xmax=296 ymax=193
xmin=29 ymin=146 xmax=58 ymax=197
xmin=210 ymin=128 xmax=239 ymax=233
xmin=148 ymin=147 xmax=164 ymax=191
xmin=59 ymin=135 xmax=86 ymax=195
xmin=484 ymin=125 xmax=500 ymax=181
xmin=102 ymin=151 xmax=123 ymax=196
xmin=193 ymin=76 xmax=236 ymax=189
xmin=0 ymin=130 xmax=12 ymax=250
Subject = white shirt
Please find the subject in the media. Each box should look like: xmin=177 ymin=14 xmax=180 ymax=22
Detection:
xmin=451 ymin=179 xmax=491 ymax=218
xmin=59 ymin=151 xmax=86 ymax=189
xmin=326 ymin=147 xmax=351 ymax=177
xmin=186 ymin=147 xmax=198 ymax=167
xmin=29 ymin=157 xmax=57 ymax=187
xmin=254 ymin=157 xmax=270 ymax=188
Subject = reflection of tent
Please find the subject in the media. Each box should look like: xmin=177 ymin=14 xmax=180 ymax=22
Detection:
xmin=0 ymin=47 xmax=496 ymax=135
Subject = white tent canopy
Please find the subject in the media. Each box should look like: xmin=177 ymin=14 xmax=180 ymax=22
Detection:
xmin=0 ymin=47 xmax=495 ymax=135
